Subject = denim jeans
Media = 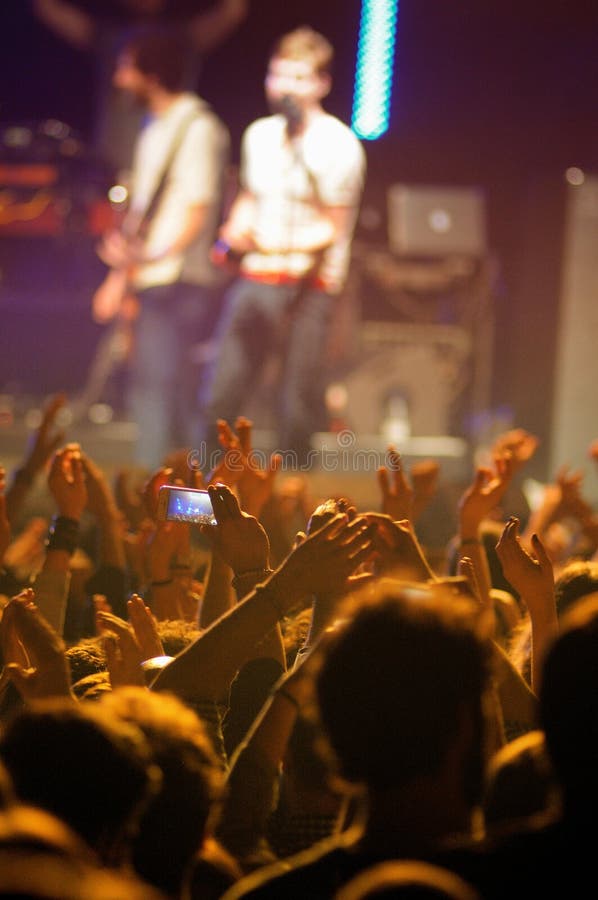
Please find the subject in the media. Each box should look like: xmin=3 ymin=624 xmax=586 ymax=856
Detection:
xmin=197 ymin=277 xmax=332 ymax=463
xmin=129 ymin=281 xmax=219 ymax=469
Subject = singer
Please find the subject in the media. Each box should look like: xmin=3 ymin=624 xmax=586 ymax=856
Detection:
xmin=198 ymin=26 xmax=366 ymax=462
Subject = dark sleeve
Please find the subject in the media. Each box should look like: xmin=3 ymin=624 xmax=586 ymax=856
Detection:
xmin=222 ymin=657 xmax=285 ymax=760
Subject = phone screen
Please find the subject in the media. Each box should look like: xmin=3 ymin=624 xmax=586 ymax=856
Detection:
xmin=163 ymin=487 xmax=216 ymax=525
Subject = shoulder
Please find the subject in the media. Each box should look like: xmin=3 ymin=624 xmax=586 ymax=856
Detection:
xmin=308 ymin=114 xmax=365 ymax=169
xmin=223 ymin=840 xmax=356 ymax=900
xmin=243 ymin=115 xmax=283 ymax=145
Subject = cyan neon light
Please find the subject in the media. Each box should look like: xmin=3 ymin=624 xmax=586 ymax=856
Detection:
xmin=352 ymin=0 xmax=398 ymax=140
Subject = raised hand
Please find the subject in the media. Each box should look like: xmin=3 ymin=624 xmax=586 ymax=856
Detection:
xmin=47 ymin=444 xmax=87 ymax=521
xmin=492 ymin=428 xmax=539 ymax=474
xmin=96 ymin=609 xmax=146 ymax=687
xmin=113 ymin=468 xmax=145 ymax=530
xmin=458 ymin=453 xmax=515 ymax=538
xmin=22 ymin=393 xmax=67 ymax=479
xmin=201 ymin=483 xmax=270 ymax=575
xmin=80 ymin=451 xmax=119 ymax=520
xmin=410 ymin=459 xmax=440 ymax=520
xmin=0 ymin=588 xmax=72 ymax=701
xmin=496 ymin=517 xmax=557 ymax=692
xmin=232 ymin=417 xmax=282 ymax=518
xmin=127 ymin=593 xmax=164 ymax=661
xmin=272 ymin=513 xmax=375 ymax=606
xmin=496 ymin=518 xmax=554 ymax=609
xmin=142 ymin=466 xmax=174 ymax=522
xmin=362 ymin=513 xmax=436 ymax=582
xmin=377 ymin=446 xmax=414 ymax=522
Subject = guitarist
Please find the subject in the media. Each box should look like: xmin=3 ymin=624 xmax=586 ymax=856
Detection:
xmin=93 ymin=28 xmax=229 ymax=469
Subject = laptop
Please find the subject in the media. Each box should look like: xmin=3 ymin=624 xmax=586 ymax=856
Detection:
xmin=387 ymin=184 xmax=487 ymax=258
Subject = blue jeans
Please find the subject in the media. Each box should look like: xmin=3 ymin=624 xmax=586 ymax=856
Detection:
xmin=197 ymin=278 xmax=332 ymax=462
xmin=129 ymin=281 xmax=219 ymax=469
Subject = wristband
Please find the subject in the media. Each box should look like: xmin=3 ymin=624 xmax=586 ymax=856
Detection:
xmin=46 ymin=516 xmax=80 ymax=555
xmin=151 ymin=578 xmax=174 ymax=587
xmin=459 ymin=537 xmax=480 ymax=548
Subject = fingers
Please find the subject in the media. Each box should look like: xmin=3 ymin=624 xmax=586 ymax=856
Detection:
xmin=96 ymin=610 xmax=131 ymax=638
xmin=531 ymin=532 xmax=552 ymax=570
xmin=377 ymin=466 xmax=390 ymax=497
xmin=217 ymin=419 xmax=240 ymax=451
xmin=209 ymin=483 xmax=243 ymax=522
xmin=234 ymin=417 xmax=253 ymax=457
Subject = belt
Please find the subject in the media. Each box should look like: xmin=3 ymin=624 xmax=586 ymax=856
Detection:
xmin=242 ymin=270 xmax=328 ymax=291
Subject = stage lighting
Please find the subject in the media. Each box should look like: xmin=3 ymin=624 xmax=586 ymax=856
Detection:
xmin=352 ymin=0 xmax=398 ymax=140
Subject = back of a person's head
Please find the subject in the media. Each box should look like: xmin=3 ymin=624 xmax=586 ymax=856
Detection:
xmin=482 ymin=730 xmax=560 ymax=831
xmin=554 ymin=560 xmax=598 ymax=617
xmin=0 ymin=699 xmax=157 ymax=863
xmin=156 ymin=619 xmax=201 ymax=657
xmin=316 ymin=582 xmax=489 ymax=795
xmin=334 ymin=860 xmax=480 ymax=900
xmin=100 ymin=687 xmax=224 ymax=894
xmin=540 ymin=595 xmax=598 ymax=804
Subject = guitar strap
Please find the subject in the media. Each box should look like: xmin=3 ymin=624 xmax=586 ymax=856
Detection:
xmin=128 ymin=104 xmax=203 ymax=242
xmin=77 ymin=106 xmax=203 ymax=418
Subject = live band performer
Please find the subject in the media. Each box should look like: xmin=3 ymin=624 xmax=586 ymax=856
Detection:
xmin=199 ymin=26 xmax=366 ymax=463
xmin=92 ymin=24 xmax=365 ymax=468
xmin=93 ymin=29 xmax=229 ymax=469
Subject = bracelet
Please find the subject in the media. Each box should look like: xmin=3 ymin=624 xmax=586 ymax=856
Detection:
xmin=273 ymin=687 xmax=301 ymax=711
xmin=459 ymin=537 xmax=480 ymax=547
xmin=46 ymin=516 xmax=80 ymax=555
xmin=151 ymin=578 xmax=174 ymax=587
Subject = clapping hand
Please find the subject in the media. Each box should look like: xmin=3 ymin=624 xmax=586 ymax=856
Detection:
xmin=0 ymin=588 xmax=72 ymax=701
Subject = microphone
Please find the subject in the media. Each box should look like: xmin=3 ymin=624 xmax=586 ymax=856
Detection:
xmin=280 ymin=95 xmax=303 ymax=136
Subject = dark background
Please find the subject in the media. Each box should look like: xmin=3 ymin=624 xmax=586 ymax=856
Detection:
xmin=2 ymin=0 xmax=597 ymax=475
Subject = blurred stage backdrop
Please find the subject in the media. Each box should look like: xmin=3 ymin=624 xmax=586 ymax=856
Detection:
xmin=1 ymin=0 xmax=598 ymax=497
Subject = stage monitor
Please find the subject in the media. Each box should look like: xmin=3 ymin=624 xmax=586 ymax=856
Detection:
xmin=387 ymin=184 xmax=487 ymax=258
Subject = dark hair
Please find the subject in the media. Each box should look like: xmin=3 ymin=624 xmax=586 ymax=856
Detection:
xmin=124 ymin=26 xmax=192 ymax=92
xmin=0 ymin=700 xmax=157 ymax=862
xmin=540 ymin=595 xmax=598 ymax=801
xmin=554 ymin=560 xmax=598 ymax=618
xmin=101 ymin=688 xmax=224 ymax=895
xmin=316 ymin=583 xmax=489 ymax=797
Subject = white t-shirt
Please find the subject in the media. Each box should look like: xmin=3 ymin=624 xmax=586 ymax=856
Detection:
xmin=130 ymin=92 xmax=229 ymax=290
xmin=239 ymin=112 xmax=366 ymax=293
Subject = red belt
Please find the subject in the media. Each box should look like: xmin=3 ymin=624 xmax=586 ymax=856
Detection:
xmin=242 ymin=270 xmax=328 ymax=290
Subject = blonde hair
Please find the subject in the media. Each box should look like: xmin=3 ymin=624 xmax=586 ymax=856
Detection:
xmin=273 ymin=26 xmax=334 ymax=75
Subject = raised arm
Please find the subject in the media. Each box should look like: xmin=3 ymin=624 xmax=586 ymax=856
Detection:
xmin=188 ymin=0 xmax=249 ymax=54
xmin=32 ymin=0 xmax=94 ymax=50
xmin=5 ymin=393 xmax=66 ymax=526
xmin=152 ymin=494 xmax=373 ymax=703
xmin=496 ymin=517 xmax=557 ymax=694
xmin=31 ymin=444 xmax=87 ymax=636
xmin=456 ymin=454 xmax=515 ymax=612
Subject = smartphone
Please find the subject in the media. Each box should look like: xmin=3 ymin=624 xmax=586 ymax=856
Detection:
xmin=156 ymin=485 xmax=217 ymax=525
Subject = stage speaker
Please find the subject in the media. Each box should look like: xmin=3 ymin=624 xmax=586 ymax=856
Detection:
xmin=341 ymin=322 xmax=471 ymax=437
xmin=549 ymin=173 xmax=598 ymax=492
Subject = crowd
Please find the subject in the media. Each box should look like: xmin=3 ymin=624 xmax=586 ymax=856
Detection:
xmin=1 ymin=393 xmax=598 ymax=899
